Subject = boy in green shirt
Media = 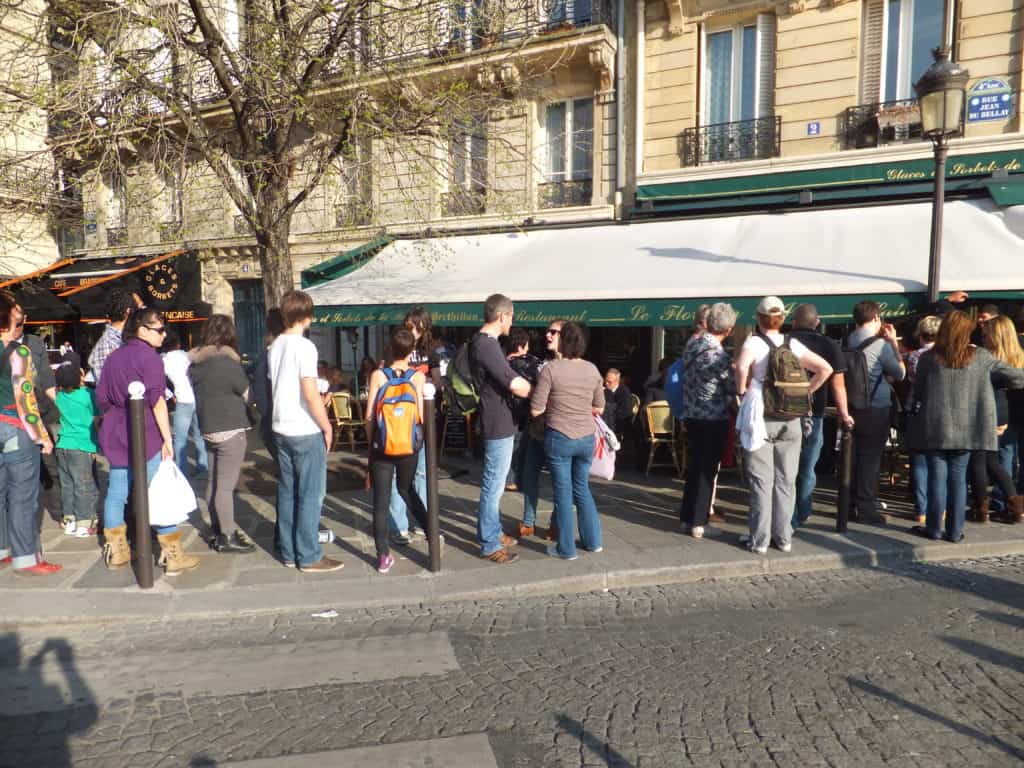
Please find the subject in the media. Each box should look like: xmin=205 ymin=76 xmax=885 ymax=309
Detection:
xmin=55 ymin=355 xmax=99 ymax=536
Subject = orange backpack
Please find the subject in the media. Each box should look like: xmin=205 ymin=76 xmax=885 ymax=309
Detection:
xmin=372 ymin=368 xmax=423 ymax=456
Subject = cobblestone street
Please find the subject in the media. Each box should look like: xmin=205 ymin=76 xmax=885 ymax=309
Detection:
xmin=3 ymin=555 xmax=1024 ymax=767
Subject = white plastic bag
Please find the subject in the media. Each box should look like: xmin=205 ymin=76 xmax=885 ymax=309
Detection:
xmin=590 ymin=417 xmax=617 ymax=481
xmin=148 ymin=460 xmax=197 ymax=527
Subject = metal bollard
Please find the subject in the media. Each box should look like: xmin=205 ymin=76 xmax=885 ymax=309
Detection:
xmin=836 ymin=427 xmax=853 ymax=534
xmin=128 ymin=381 xmax=154 ymax=589
xmin=422 ymin=383 xmax=442 ymax=573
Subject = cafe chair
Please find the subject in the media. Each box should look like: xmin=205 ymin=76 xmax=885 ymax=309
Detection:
xmin=330 ymin=391 xmax=365 ymax=452
xmin=644 ymin=400 xmax=683 ymax=477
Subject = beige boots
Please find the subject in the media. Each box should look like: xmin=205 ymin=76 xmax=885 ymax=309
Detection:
xmin=102 ymin=525 xmax=131 ymax=568
xmin=102 ymin=526 xmax=200 ymax=575
xmin=157 ymin=531 xmax=200 ymax=575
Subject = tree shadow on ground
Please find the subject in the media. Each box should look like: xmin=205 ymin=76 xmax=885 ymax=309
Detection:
xmin=941 ymin=635 xmax=1024 ymax=675
xmin=848 ymin=678 xmax=1024 ymax=760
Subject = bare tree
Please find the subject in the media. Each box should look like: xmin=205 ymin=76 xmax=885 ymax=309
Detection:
xmin=3 ymin=0 xmax=586 ymax=303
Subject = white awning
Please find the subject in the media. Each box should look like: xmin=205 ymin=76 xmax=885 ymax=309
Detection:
xmin=306 ymin=199 xmax=1024 ymax=307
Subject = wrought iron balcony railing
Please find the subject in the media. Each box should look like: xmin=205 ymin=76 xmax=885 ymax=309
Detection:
xmin=680 ymin=116 xmax=781 ymax=167
xmin=0 ymin=157 xmax=81 ymax=203
xmin=106 ymin=226 xmax=128 ymax=246
xmin=92 ymin=1 xmax=613 ymax=116
xmin=441 ymin=187 xmax=487 ymax=217
xmin=841 ymin=98 xmax=928 ymax=149
xmin=538 ymin=178 xmax=591 ymax=209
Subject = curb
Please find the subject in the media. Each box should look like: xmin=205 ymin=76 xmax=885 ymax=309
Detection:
xmin=4 ymin=535 xmax=1023 ymax=628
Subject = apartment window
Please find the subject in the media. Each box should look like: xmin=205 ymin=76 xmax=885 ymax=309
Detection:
xmin=861 ymin=0 xmax=946 ymax=104
xmin=546 ymin=0 xmax=594 ymax=27
xmin=703 ymin=15 xmax=776 ymax=126
xmin=160 ymin=170 xmax=183 ymax=224
xmin=545 ymin=98 xmax=593 ymax=182
xmin=540 ymin=98 xmax=593 ymax=208
xmin=107 ymin=171 xmax=128 ymax=229
xmin=336 ymin=137 xmax=373 ymax=227
xmin=443 ymin=122 xmax=488 ymax=216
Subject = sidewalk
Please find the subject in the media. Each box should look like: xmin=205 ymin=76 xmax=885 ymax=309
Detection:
xmin=5 ymin=443 xmax=1024 ymax=626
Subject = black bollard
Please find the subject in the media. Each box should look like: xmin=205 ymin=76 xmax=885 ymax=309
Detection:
xmin=128 ymin=381 xmax=154 ymax=589
xmin=836 ymin=427 xmax=853 ymax=534
xmin=423 ymin=383 xmax=442 ymax=573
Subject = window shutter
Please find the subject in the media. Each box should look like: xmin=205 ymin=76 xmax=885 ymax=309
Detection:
xmin=755 ymin=13 xmax=776 ymax=119
xmin=860 ymin=0 xmax=884 ymax=104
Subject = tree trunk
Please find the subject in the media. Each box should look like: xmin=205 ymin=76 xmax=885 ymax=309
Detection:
xmin=255 ymin=199 xmax=294 ymax=309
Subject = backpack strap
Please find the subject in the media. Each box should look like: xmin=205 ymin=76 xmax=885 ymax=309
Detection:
xmin=755 ymin=329 xmax=778 ymax=350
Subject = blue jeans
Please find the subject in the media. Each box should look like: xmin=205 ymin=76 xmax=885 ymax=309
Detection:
xmin=0 ymin=422 xmax=42 ymax=569
xmin=56 ymin=448 xmax=99 ymax=523
xmin=910 ymin=452 xmax=928 ymax=520
xmin=793 ymin=416 xmax=823 ymax=528
xmin=520 ymin=435 xmax=546 ymax=528
xmin=172 ymin=402 xmax=208 ymax=476
xmin=275 ymin=432 xmax=326 ymax=567
xmin=104 ymin=453 xmax=172 ymax=534
xmin=925 ymin=450 xmax=970 ymax=541
xmin=993 ymin=426 xmax=1019 ymax=507
xmin=387 ymin=447 xmax=426 ymax=534
xmin=506 ymin=428 xmax=526 ymax=487
xmin=545 ymin=429 xmax=601 ymax=558
xmin=478 ymin=436 xmax=514 ymax=556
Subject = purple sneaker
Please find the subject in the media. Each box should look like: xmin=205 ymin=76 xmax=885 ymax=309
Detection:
xmin=377 ymin=554 xmax=395 ymax=574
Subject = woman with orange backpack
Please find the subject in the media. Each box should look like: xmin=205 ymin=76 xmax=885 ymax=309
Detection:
xmin=365 ymin=328 xmax=429 ymax=574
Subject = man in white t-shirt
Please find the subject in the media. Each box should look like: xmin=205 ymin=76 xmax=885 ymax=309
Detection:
xmin=162 ymin=333 xmax=208 ymax=479
xmin=269 ymin=290 xmax=343 ymax=573
xmin=734 ymin=296 xmax=832 ymax=555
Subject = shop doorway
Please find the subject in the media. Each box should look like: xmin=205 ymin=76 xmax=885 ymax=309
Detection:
xmin=232 ymin=280 xmax=265 ymax=363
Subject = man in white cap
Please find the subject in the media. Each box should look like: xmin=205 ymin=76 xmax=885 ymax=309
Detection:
xmin=734 ymin=297 xmax=832 ymax=554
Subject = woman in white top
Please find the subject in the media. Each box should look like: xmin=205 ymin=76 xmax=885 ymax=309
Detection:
xmin=734 ymin=297 xmax=832 ymax=555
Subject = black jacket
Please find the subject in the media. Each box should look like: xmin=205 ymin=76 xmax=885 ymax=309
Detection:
xmin=188 ymin=346 xmax=250 ymax=434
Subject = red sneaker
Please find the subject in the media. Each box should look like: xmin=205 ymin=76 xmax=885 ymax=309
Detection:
xmin=0 ymin=556 xmax=11 ymax=568
xmin=14 ymin=561 xmax=63 ymax=576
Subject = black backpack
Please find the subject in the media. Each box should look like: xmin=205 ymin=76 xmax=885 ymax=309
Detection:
xmin=757 ymin=331 xmax=811 ymax=420
xmin=844 ymin=336 xmax=885 ymax=411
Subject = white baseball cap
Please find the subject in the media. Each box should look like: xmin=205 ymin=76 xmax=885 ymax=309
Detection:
xmin=756 ymin=296 xmax=786 ymax=315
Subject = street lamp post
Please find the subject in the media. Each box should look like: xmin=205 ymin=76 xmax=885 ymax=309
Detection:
xmin=915 ymin=47 xmax=970 ymax=304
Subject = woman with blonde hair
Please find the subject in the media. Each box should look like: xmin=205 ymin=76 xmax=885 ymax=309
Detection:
xmin=909 ymin=311 xmax=1024 ymax=541
xmin=978 ymin=315 xmax=1024 ymax=522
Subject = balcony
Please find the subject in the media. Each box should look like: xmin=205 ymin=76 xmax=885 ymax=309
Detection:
xmin=441 ymin=187 xmax=487 ymax=217
xmin=538 ymin=178 xmax=592 ymax=209
xmin=680 ymin=116 xmax=782 ymax=167
xmin=102 ymin=1 xmax=614 ymax=114
xmin=841 ymin=98 xmax=929 ymax=150
xmin=106 ymin=227 xmax=128 ymax=246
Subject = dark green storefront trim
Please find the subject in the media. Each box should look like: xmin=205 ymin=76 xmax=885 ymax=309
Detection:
xmin=984 ymin=177 xmax=1024 ymax=206
xmin=636 ymin=148 xmax=1024 ymax=213
xmin=314 ymin=293 xmax=929 ymax=328
xmin=300 ymin=235 xmax=393 ymax=289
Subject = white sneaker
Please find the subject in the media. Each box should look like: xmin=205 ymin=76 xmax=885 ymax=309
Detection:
xmin=777 ymin=542 xmax=792 ymax=553
xmin=749 ymin=544 xmax=768 ymax=555
xmin=63 ymin=519 xmax=77 ymax=535
xmin=73 ymin=526 xmax=90 ymax=538
xmin=691 ymin=526 xmax=705 ymax=539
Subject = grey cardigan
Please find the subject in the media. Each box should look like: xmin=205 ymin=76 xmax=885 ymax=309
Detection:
xmin=188 ymin=346 xmax=250 ymax=435
xmin=908 ymin=348 xmax=1024 ymax=452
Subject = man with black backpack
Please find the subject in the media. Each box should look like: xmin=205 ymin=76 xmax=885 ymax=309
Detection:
xmin=789 ymin=304 xmax=854 ymax=529
xmin=844 ymin=301 xmax=906 ymax=525
xmin=469 ymin=294 xmax=532 ymax=564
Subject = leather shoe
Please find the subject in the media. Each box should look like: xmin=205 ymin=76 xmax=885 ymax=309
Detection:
xmin=213 ymin=530 xmax=257 ymax=554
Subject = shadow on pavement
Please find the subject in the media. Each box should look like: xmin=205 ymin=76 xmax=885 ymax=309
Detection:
xmin=848 ymin=678 xmax=1024 ymax=760
xmin=555 ymin=712 xmax=634 ymax=768
xmin=0 ymin=633 xmax=98 ymax=768
xmin=942 ymin=635 xmax=1024 ymax=675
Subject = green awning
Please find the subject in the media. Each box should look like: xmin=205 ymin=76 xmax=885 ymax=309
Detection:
xmin=636 ymin=148 xmax=1024 ymax=212
xmin=313 ymin=294 xmax=924 ymax=328
xmin=984 ymin=179 xmax=1024 ymax=206
xmin=300 ymin=235 xmax=393 ymax=288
